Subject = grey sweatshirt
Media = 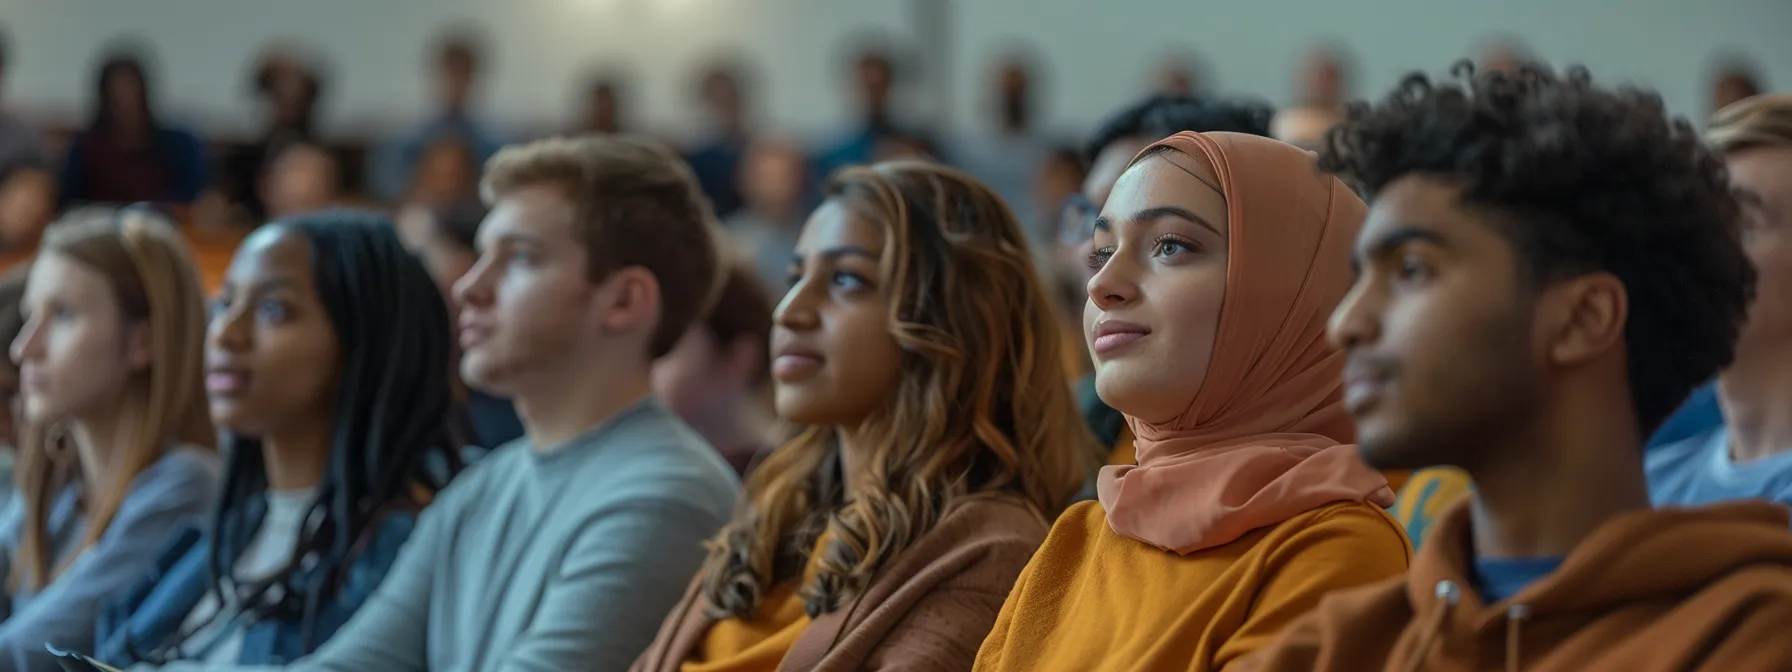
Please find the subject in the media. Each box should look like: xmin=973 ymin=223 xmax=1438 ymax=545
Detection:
xmin=157 ymin=398 xmax=739 ymax=672
xmin=0 ymin=446 xmax=220 ymax=672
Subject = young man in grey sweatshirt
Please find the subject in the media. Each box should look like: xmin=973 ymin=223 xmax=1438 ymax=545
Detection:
xmin=150 ymin=135 xmax=740 ymax=672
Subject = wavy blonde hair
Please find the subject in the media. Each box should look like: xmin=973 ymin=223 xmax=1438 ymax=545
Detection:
xmin=12 ymin=207 xmax=216 ymax=590
xmin=700 ymin=161 xmax=1097 ymax=618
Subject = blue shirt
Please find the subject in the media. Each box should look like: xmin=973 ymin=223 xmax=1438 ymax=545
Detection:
xmin=1471 ymin=556 xmax=1563 ymax=603
xmin=1646 ymin=426 xmax=1792 ymax=509
xmin=1648 ymin=383 xmax=1723 ymax=450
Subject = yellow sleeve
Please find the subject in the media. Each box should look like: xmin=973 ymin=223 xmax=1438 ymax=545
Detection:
xmin=1214 ymin=506 xmax=1411 ymax=670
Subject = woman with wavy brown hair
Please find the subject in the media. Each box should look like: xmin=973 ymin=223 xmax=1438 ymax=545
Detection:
xmin=632 ymin=161 xmax=1095 ymax=672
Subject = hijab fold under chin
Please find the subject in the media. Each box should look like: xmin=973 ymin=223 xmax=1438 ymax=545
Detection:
xmin=1095 ymin=131 xmax=1393 ymax=555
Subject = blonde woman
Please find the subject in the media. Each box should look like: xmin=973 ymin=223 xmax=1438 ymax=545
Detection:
xmin=633 ymin=161 xmax=1096 ymax=671
xmin=0 ymin=207 xmax=219 ymax=669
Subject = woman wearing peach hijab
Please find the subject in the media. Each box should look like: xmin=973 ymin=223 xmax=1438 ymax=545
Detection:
xmin=973 ymin=132 xmax=1410 ymax=672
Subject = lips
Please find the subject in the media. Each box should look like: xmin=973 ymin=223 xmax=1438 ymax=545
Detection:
xmin=458 ymin=322 xmax=493 ymax=350
xmin=206 ymin=367 xmax=251 ymax=396
xmin=1091 ymin=318 xmax=1151 ymax=356
xmin=770 ymin=342 xmax=825 ymax=382
xmin=1341 ymin=359 xmax=1394 ymax=415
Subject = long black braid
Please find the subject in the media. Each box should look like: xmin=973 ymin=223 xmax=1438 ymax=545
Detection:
xmin=144 ymin=210 xmax=463 ymax=662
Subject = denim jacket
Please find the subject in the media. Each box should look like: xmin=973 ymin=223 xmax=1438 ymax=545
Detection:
xmin=93 ymin=495 xmax=416 ymax=665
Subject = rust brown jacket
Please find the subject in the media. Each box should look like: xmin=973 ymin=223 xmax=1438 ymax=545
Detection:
xmin=631 ymin=495 xmax=1047 ymax=672
xmin=1237 ymin=500 xmax=1792 ymax=672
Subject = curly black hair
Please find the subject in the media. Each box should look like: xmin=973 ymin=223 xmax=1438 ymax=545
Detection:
xmin=1319 ymin=61 xmax=1755 ymax=436
xmin=1083 ymin=94 xmax=1274 ymax=164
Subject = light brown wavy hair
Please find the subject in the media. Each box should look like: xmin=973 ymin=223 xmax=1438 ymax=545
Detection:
xmin=12 ymin=207 xmax=216 ymax=590
xmin=699 ymin=160 xmax=1097 ymax=619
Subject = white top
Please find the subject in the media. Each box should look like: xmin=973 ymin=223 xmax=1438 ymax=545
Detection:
xmin=175 ymin=488 xmax=315 ymax=663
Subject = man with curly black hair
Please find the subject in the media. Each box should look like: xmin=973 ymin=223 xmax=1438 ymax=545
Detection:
xmin=1237 ymin=64 xmax=1792 ymax=671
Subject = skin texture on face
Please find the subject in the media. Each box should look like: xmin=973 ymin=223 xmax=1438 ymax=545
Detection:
xmin=1084 ymin=151 xmax=1228 ymax=424
xmin=769 ymin=200 xmax=903 ymax=427
xmin=204 ymin=227 xmax=342 ymax=437
xmin=1726 ymin=145 xmax=1792 ymax=358
xmin=11 ymin=253 xmax=146 ymax=424
xmin=454 ymin=186 xmax=599 ymax=395
xmin=1329 ymin=176 xmax=1543 ymax=471
xmin=1061 ymin=137 xmax=1152 ymax=288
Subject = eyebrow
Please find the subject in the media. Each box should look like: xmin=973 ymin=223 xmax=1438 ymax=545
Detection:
xmin=476 ymin=232 xmax=542 ymax=254
xmin=790 ymin=244 xmax=881 ymax=266
xmin=221 ymin=276 xmax=302 ymax=296
xmin=1093 ymin=206 xmax=1223 ymax=237
xmin=1350 ymin=225 xmax=1451 ymax=274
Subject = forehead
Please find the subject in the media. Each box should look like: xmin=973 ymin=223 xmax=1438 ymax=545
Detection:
xmin=1725 ymin=145 xmax=1792 ymax=192
xmin=796 ymin=199 xmax=884 ymax=254
xmin=227 ymin=227 xmax=314 ymax=282
xmin=24 ymin=252 xmax=108 ymax=304
xmin=1100 ymin=151 xmax=1228 ymax=225
xmin=479 ymin=186 xmax=576 ymax=246
xmin=1359 ymin=175 xmax=1512 ymax=256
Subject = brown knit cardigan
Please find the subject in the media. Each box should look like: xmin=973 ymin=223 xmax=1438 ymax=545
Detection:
xmin=630 ymin=495 xmax=1049 ymax=672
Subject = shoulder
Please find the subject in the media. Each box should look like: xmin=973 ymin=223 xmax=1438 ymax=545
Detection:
xmin=932 ymin=495 xmax=1052 ymax=549
xmin=575 ymin=403 xmax=740 ymax=504
xmin=1263 ymin=502 xmax=1412 ymax=565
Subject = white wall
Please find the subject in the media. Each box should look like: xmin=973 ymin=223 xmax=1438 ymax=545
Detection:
xmin=3 ymin=0 xmax=1788 ymax=142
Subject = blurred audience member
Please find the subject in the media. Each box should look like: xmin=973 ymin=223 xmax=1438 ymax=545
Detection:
xmin=814 ymin=45 xmax=905 ymax=177
xmin=955 ymin=52 xmax=1051 ymax=243
xmin=652 ymin=265 xmax=776 ymax=476
xmin=684 ymin=61 xmax=752 ymax=218
xmin=219 ymin=43 xmax=327 ymax=223
xmin=260 ymin=139 xmax=342 ymax=220
xmin=1648 ymin=94 xmax=1792 ymax=509
xmin=1271 ymin=43 xmax=1351 ymax=150
xmin=726 ymin=138 xmax=810 ymax=290
xmin=0 ymin=268 xmax=23 ymax=519
xmin=373 ymin=30 xmax=502 ymax=202
xmin=1478 ymin=36 xmax=1537 ymax=74
xmin=1151 ymin=50 xmax=1205 ymax=95
xmin=0 ymin=28 xmax=45 ymax=182
xmin=406 ymin=136 xmax=480 ymax=208
xmin=1710 ymin=59 xmax=1766 ymax=118
xmin=60 ymin=48 xmax=208 ymax=206
xmin=582 ymin=73 xmax=626 ymax=135
xmin=393 ymin=200 xmax=524 ymax=450
xmin=0 ymin=167 xmax=54 ymax=259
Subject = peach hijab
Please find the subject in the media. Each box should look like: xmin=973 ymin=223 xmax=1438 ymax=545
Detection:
xmin=1095 ymin=131 xmax=1394 ymax=555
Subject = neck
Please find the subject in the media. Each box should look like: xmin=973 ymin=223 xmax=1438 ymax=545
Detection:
xmin=260 ymin=416 xmax=333 ymax=492
xmin=68 ymin=406 xmax=131 ymax=494
xmin=1718 ymin=342 xmax=1792 ymax=462
xmin=690 ymin=396 xmax=773 ymax=467
xmin=1466 ymin=388 xmax=1652 ymax=559
xmin=836 ymin=423 xmax=875 ymax=502
xmin=514 ymin=354 xmax=652 ymax=452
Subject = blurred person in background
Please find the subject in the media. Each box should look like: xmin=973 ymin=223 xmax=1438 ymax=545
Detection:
xmin=1478 ymin=36 xmax=1537 ymax=74
xmin=260 ymin=139 xmax=342 ymax=220
xmin=0 ymin=269 xmax=24 ymax=522
xmin=373 ymin=29 xmax=502 ymax=203
xmin=60 ymin=48 xmax=208 ymax=207
xmin=581 ymin=74 xmax=626 ymax=135
xmin=651 ymin=265 xmax=776 ymax=477
xmin=1270 ymin=43 xmax=1351 ymax=150
xmin=814 ymin=44 xmax=905 ymax=178
xmin=0 ymin=168 xmax=54 ymax=271
xmin=1150 ymin=49 xmax=1205 ymax=96
xmin=217 ymin=44 xmax=327 ymax=224
xmin=1058 ymin=94 xmax=1274 ymax=482
xmin=393 ymin=200 xmax=524 ymax=450
xmin=0 ymin=28 xmax=45 ymax=184
xmin=405 ymin=137 xmax=480 ymax=209
xmin=1708 ymin=58 xmax=1766 ymax=119
xmin=726 ymin=138 xmax=810 ymax=291
xmin=954 ymin=51 xmax=1051 ymax=242
xmin=0 ymin=208 xmax=219 ymax=670
xmin=1646 ymin=94 xmax=1792 ymax=510
xmin=684 ymin=61 xmax=751 ymax=218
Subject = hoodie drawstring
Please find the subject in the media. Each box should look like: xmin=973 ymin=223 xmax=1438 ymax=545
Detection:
xmin=1505 ymin=604 xmax=1531 ymax=672
xmin=1400 ymin=580 xmax=1461 ymax=672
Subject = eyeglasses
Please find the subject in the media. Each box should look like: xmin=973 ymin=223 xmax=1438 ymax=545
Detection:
xmin=1056 ymin=193 xmax=1099 ymax=247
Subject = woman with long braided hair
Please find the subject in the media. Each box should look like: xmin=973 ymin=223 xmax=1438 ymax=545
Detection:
xmin=96 ymin=210 xmax=464 ymax=666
